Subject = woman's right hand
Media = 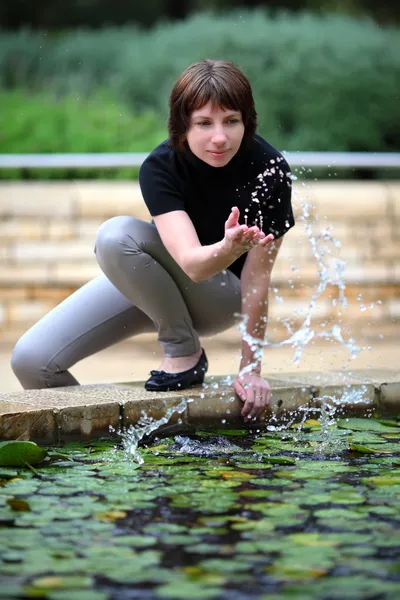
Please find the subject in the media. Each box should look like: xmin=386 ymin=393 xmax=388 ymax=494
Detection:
xmin=223 ymin=207 xmax=273 ymax=256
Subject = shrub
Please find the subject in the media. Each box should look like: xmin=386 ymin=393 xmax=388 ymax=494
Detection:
xmin=0 ymin=90 xmax=167 ymax=179
xmin=0 ymin=10 xmax=399 ymax=179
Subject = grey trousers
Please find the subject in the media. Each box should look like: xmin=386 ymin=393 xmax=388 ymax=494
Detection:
xmin=11 ymin=217 xmax=241 ymax=389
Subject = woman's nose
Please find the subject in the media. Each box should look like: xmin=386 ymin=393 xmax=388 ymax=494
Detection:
xmin=211 ymin=128 xmax=227 ymax=144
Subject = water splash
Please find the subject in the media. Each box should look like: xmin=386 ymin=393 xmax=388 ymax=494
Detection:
xmin=111 ymin=398 xmax=189 ymax=464
xmin=172 ymin=435 xmax=242 ymax=456
xmin=237 ymin=174 xmax=362 ymax=377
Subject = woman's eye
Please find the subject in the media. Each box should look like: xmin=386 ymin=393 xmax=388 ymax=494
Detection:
xmin=198 ymin=122 xmax=210 ymax=126
xmin=228 ymin=119 xmax=240 ymax=124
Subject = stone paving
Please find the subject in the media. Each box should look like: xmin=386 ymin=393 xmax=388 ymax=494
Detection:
xmin=0 ymin=369 xmax=399 ymax=444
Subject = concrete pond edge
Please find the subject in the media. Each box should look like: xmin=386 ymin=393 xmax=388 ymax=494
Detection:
xmin=0 ymin=369 xmax=399 ymax=444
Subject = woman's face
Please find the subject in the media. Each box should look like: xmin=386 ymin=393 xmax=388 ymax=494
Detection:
xmin=185 ymin=101 xmax=245 ymax=168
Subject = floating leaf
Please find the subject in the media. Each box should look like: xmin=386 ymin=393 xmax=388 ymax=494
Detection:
xmin=114 ymin=535 xmax=156 ymax=547
xmin=156 ymin=581 xmax=222 ymax=599
xmin=6 ymin=498 xmax=31 ymax=512
xmin=337 ymin=418 xmax=398 ymax=433
xmin=349 ymin=443 xmax=392 ymax=454
xmin=0 ymin=469 xmax=19 ymax=479
xmin=315 ymin=508 xmax=365 ymax=520
xmin=95 ymin=510 xmax=127 ymax=522
xmin=47 ymin=591 xmax=108 ymax=600
xmin=0 ymin=441 xmax=47 ymax=467
xmin=262 ymin=456 xmax=296 ymax=465
xmin=377 ymin=419 xmax=400 ymax=428
xmin=362 ymin=474 xmax=400 ymax=486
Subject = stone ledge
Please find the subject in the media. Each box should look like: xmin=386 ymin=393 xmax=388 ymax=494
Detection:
xmin=0 ymin=370 xmax=398 ymax=443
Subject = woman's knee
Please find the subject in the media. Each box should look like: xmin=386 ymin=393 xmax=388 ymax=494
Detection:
xmin=95 ymin=216 xmax=139 ymax=257
xmin=11 ymin=334 xmax=45 ymax=388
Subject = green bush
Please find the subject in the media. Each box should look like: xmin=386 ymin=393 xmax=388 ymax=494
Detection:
xmin=0 ymin=10 xmax=399 ymax=179
xmin=0 ymin=90 xmax=167 ymax=179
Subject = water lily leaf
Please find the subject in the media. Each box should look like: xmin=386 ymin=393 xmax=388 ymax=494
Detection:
xmin=114 ymin=535 xmax=156 ymax=547
xmin=262 ymin=456 xmax=296 ymax=465
xmin=288 ymin=533 xmax=339 ymax=547
xmin=239 ymin=489 xmax=274 ymax=498
xmin=198 ymin=558 xmax=252 ymax=573
xmin=232 ymin=462 xmax=272 ymax=469
xmin=337 ymin=418 xmax=397 ymax=433
xmin=156 ymin=581 xmax=222 ymax=599
xmin=302 ymin=419 xmax=322 ymax=429
xmin=0 ymin=469 xmax=19 ymax=479
xmin=0 ymin=584 xmax=23 ymax=598
xmin=349 ymin=443 xmax=392 ymax=454
xmin=47 ymin=592 xmax=109 ymax=600
xmin=28 ymin=575 xmax=93 ymax=590
xmin=6 ymin=498 xmax=31 ymax=512
xmin=362 ymin=474 xmax=400 ymax=486
xmin=231 ymin=518 xmax=275 ymax=532
xmin=315 ymin=508 xmax=365 ymax=520
xmin=0 ymin=441 xmax=47 ymax=467
xmin=381 ymin=432 xmax=400 ymax=439
xmin=267 ymin=562 xmax=329 ymax=580
xmin=369 ymin=505 xmax=398 ymax=516
xmin=95 ymin=510 xmax=127 ymax=522
xmin=377 ymin=419 xmax=400 ymax=428
xmin=348 ymin=432 xmax=387 ymax=444
xmin=161 ymin=534 xmax=202 ymax=546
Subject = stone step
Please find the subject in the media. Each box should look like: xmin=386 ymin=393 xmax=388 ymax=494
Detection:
xmin=0 ymin=369 xmax=398 ymax=444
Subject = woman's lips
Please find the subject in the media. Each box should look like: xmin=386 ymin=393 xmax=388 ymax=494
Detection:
xmin=208 ymin=150 xmax=229 ymax=157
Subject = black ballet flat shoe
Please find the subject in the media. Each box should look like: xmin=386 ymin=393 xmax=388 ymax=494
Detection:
xmin=144 ymin=349 xmax=208 ymax=392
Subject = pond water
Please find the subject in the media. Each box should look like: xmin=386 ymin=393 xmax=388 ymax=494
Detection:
xmin=0 ymin=416 xmax=399 ymax=600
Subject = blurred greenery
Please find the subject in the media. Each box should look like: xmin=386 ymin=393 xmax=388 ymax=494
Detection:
xmin=0 ymin=10 xmax=399 ymax=179
xmin=0 ymin=90 xmax=167 ymax=179
xmin=1 ymin=0 xmax=399 ymax=28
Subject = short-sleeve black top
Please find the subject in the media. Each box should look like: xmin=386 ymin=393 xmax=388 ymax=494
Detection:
xmin=139 ymin=134 xmax=295 ymax=278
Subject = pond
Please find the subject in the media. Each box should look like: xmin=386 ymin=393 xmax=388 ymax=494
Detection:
xmin=0 ymin=416 xmax=399 ymax=600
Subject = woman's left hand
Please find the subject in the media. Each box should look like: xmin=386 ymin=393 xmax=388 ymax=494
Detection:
xmin=233 ymin=372 xmax=271 ymax=421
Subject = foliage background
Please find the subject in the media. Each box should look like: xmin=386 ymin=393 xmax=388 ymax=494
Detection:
xmin=0 ymin=3 xmax=399 ymax=179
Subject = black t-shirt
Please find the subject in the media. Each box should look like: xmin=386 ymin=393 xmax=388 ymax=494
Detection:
xmin=139 ymin=134 xmax=295 ymax=278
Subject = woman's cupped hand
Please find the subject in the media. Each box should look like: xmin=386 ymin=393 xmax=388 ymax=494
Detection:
xmin=223 ymin=206 xmax=274 ymax=256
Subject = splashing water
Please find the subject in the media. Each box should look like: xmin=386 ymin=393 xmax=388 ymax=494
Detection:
xmin=173 ymin=435 xmax=242 ymax=456
xmin=237 ymin=170 xmax=362 ymax=377
xmin=111 ymin=398 xmax=189 ymax=464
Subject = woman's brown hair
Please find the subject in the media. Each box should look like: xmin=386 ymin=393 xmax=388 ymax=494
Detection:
xmin=168 ymin=59 xmax=257 ymax=151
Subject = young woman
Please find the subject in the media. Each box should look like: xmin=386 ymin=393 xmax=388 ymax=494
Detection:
xmin=11 ymin=59 xmax=295 ymax=421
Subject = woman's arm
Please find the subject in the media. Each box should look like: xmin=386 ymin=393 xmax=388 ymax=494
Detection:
xmin=153 ymin=207 xmax=274 ymax=282
xmin=233 ymin=238 xmax=283 ymax=420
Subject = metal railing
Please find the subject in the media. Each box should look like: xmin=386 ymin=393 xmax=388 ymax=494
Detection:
xmin=0 ymin=152 xmax=399 ymax=169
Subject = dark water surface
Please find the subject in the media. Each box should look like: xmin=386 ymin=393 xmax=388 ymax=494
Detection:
xmin=0 ymin=417 xmax=399 ymax=599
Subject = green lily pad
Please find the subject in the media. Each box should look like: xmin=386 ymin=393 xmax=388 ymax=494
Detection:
xmin=6 ymin=498 xmax=31 ymax=511
xmin=0 ymin=469 xmax=19 ymax=479
xmin=349 ymin=443 xmax=393 ymax=454
xmin=0 ymin=584 xmax=23 ymax=598
xmin=262 ymin=456 xmax=297 ymax=465
xmin=114 ymin=535 xmax=156 ymax=547
xmin=362 ymin=474 xmax=400 ymax=486
xmin=0 ymin=441 xmax=47 ymax=467
xmin=337 ymin=418 xmax=399 ymax=433
xmin=26 ymin=575 xmax=93 ymax=592
xmin=47 ymin=592 xmax=109 ymax=600
xmin=315 ymin=508 xmax=365 ymax=520
xmin=156 ymin=581 xmax=223 ymax=599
